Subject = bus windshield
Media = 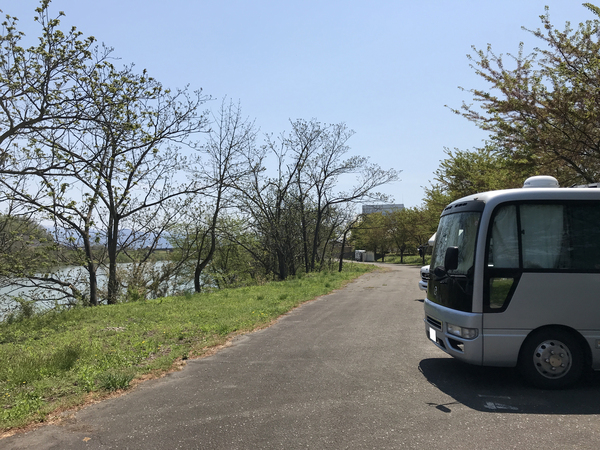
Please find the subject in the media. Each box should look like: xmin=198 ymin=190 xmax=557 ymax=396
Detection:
xmin=428 ymin=211 xmax=481 ymax=312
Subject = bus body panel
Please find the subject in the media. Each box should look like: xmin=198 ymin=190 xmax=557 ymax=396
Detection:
xmin=582 ymin=332 xmax=600 ymax=370
xmin=479 ymin=330 xmax=528 ymax=367
xmin=480 ymin=329 xmax=600 ymax=369
xmin=484 ymin=273 xmax=600 ymax=330
xmin=482 ymin=272 xmax=600 ymax=367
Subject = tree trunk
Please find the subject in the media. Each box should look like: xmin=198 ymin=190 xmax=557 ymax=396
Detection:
xmin=338 ymin=229 xmax=349 ymax=272
xmin=87 ymin=261 xmax=98 ymax=306
xmin=194 ymin=230 xmax=216 ymax=293
xmin=309 ymin=208 xmax=323 ymax=272
xmin=106 ymin=220 xmax=120 ymax=305
xmin=277 ymin=249 xmax=288 ymax=280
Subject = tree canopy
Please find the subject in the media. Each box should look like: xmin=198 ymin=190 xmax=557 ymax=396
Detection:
xmin=452 ymin=3 xmax=600 ymax=186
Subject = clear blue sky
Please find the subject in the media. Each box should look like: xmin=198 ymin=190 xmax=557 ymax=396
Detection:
xmin=5 ymin=0 xmax=594 ymax=208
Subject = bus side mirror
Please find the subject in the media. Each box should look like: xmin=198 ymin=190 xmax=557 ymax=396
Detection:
xmin=444 ymin=246 xmax=459 ymax=272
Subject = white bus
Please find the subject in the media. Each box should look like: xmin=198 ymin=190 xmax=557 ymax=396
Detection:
xmin=424 ymin=176 xmax=600 ymax=389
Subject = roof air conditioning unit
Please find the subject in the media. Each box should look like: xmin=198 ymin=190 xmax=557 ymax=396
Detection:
xmin=523 ymin=176 xmax=559 ymax=188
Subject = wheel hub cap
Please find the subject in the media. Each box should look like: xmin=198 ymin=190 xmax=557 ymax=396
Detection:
xmin=533 ymin=339 xmax=572 ymax=379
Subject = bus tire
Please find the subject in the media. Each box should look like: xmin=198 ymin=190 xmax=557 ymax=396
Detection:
xmin=518 ymin=328 xmax=584 ymax=390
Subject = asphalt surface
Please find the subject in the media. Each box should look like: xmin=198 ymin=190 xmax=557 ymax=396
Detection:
xmin=3 ymin=264 xmax=600 ymax=449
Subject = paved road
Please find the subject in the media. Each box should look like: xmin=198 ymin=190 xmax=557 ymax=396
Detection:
xmin=4 ymin=264 xmax=600 ymax=449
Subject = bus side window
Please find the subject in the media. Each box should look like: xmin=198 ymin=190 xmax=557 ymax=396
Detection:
xmin=486 ymin=205 xmax=519 ymax=311
xmin=566 ymin=204 xmax=600 ymax=271
xmin=488 ymin=204 xmax=519 ymax=268
xmin=521 ymin=204 xmax=564 ymax=269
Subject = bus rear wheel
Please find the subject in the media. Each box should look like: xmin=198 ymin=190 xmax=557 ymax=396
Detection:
xmin=518 ymin=328 xmax=584 ymax=389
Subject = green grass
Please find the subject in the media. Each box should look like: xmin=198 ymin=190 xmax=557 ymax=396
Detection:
xmin=382 ymin=254 xmax=431 ymax=266
xmin=0 ymin=264 xmax=374 ymax=432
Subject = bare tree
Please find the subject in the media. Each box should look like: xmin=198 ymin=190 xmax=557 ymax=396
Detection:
xmin=303 ymin=122 xmax=399 ymax=271
xmin=234 ymin=119 xmax=400 ymax=279
xmin=184 ymin=100 xmax=257 ymax=292
xmin=233 ymin=119 xmax=321 ymax=280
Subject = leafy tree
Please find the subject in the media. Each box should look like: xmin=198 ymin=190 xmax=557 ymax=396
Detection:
xmin=385 ymin=209 xmax=412 ymax=263
xmin=421 ymin=147 xmax=526 ymax=244
xmin=402 ymin=207 xmax=437 ymax=258
xmin=0 ymin=2 xmax=210 ymax=306
xmin=421 ymin=185 xmax=452 ymax=226
xmin=452 ymin=3 xmax=600 ymax=186
xmin=433 ymin=147 xmax=530 ymax=198
xmin=353 ymin=207 xmax=436 ymax=264
xmin=350 ymin=212 xmax=392 ymax=261
xmin=423 ymin=146 xmax=532 ymax=220
xmin=0 ymin=0 xmax=102 ymax=172
xmin=0 ymin=211 xmax=54 ymax=278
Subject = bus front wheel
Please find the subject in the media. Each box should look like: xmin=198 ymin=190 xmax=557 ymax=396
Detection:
xmin=518 ymin=328 xmax=584 ymax=389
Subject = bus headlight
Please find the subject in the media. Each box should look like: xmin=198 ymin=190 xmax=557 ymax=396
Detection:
xmin=447 ymin=323 xmax=478 ymax=340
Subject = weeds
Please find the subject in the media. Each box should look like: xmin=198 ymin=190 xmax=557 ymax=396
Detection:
xmin=3 ymin=297 xmax=37 ymax=324
xmin=76 ymin=365 xmax=99 ymax=392
xmin=0 ymin=344 xmax=82 ymax=384
xmin=1 ymin=391 xmax=43 ymax=423
xmin=98 ymin=371 xmax=135 ymax=391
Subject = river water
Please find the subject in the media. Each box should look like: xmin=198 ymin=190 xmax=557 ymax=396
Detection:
xmin=0 ymin=262 xmax=195 ymax=319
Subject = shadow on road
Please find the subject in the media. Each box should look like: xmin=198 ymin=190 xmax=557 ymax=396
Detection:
xmin=419 ymin=357 xmax=600 ymax=414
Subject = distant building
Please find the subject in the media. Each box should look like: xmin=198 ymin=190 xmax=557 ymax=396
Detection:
xmin=361 ymin=204 xmax=404 ymax=215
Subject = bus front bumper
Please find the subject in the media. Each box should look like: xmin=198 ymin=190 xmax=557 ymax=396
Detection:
xmin=424 ymin=299 xmax=483 ymax=365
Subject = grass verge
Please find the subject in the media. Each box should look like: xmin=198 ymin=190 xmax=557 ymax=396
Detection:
xmin=383 ymin=255 xmax=431 ymax=265
xmin=0 ymin=264 xmax=374 ymax=433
